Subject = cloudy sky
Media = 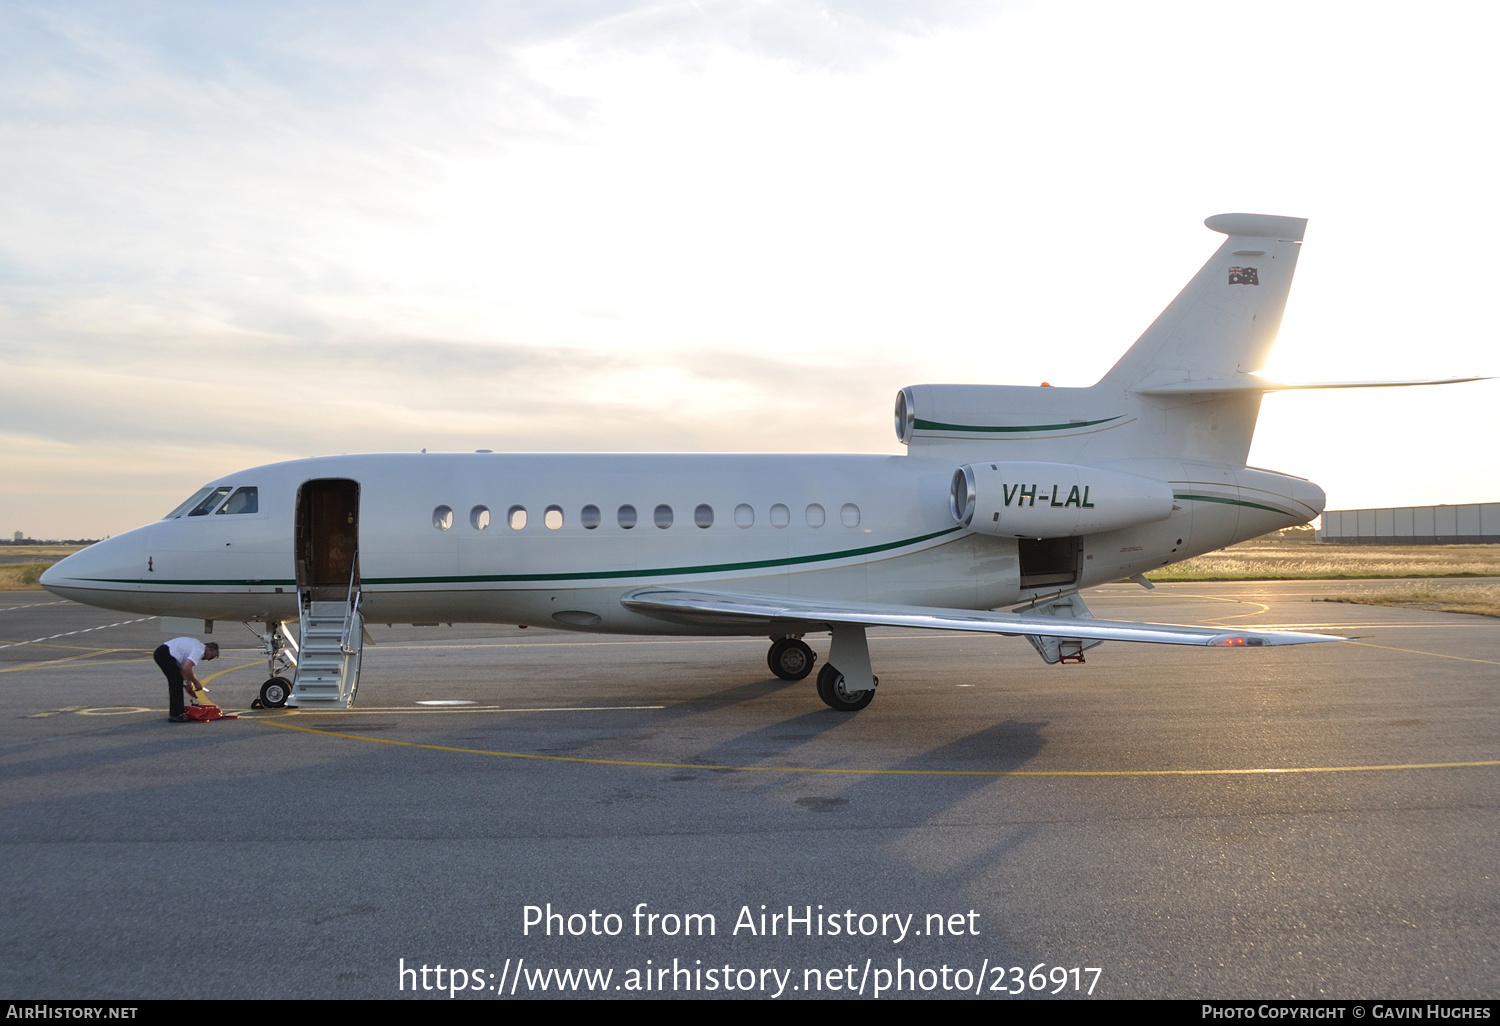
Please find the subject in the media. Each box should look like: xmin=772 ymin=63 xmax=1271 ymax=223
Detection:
xmin=2 ymin=1 xmax=1495 ymax=539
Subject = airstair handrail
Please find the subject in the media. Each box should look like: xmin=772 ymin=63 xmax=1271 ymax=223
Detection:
xmin=339 ymin=551 xmax=362 ymax=654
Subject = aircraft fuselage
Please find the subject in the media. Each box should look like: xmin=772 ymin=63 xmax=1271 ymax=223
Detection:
xmin=42 ymin=451 xmax=1322 ymax=633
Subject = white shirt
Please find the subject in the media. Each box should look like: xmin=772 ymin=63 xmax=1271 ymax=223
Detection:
xmin=165 ymin=637 xmax=206 ymax=667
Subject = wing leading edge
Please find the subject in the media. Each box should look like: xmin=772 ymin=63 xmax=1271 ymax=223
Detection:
xmin=620 ymin=588 xmax=1346 ymax=648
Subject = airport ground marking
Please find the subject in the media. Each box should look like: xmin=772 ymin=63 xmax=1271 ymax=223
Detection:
xmin=267 ymin=704 xmax=667 ymax=716
xmin=0 ymin=600 xmax=71 ymax=613
xmin=256 ymin=719 xmax=1500 ymax=778
xmin=23 ymin=705 xmax=87 ymax=718
xmin=201 ymin=660 xmax=262 ymax=684
xmin=1346 ymin=641 xmax=1500 ymax=668
xmin=0 ymin=616 xmax=156 ymax=650
xmin=1191 ymin=594 xmax=1275 ymax=624
xmin=0 ymin=649 xmax=127 ymax=674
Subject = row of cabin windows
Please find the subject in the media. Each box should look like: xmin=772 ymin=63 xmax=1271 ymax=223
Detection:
xmin=432 ymin=502 xmax=862 ymax=532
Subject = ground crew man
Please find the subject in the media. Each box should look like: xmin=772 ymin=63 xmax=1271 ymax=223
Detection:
xmin=154 ymin=637 xmax=219 ymax=722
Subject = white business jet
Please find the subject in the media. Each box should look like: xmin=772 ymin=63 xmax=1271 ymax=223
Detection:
xmin=41 ymin=213 xmax=1477 ymax=712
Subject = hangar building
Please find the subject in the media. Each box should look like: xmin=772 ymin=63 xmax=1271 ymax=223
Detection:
xmin=1317 ymin=502 xmax=1500 ymax=545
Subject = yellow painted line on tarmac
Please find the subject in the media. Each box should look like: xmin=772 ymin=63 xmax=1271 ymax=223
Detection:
xmin=27 ymin=658 xmax=155 ymax=670
xmin=4 ymin=656 xmax=260 ymax=680
xmin=1193 ymin=595 xmax=1274 ymax=624
xmin=272 ymin=705 xmax=666 ymax=715
xmin=255 ymin=719 xmax=1500 ymax=778
xmin=1346 ymin=641 xmax=1500 ymax=668
xmin=0 ymin=649 xmax=125 ymax=674
xmin=201 ymin=660 xmax=262 ymax=684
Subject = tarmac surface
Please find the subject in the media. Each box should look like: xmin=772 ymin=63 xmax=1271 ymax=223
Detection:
xmin=1 ymin=581 xmax=1496 ymax=1000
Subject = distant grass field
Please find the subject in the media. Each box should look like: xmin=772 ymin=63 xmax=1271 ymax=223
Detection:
xmin=0 ymin=563 xmax=51 ymax=590
xmin=1144 ymin=542 xmax=1500 ymax=581
xmin=0 ymin=545 xmax=90 ymax=559
xmin=1312 ymin=581 xmax=1500 ymax=619
xmin=0 ymin=545 xmax=86 ymax=590
xmin=1144 ymin=541 xmax=1500 ymax=618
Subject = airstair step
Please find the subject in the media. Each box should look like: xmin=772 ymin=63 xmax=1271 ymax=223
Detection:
xmin=292 ymin=593 xmax=363 ymax=709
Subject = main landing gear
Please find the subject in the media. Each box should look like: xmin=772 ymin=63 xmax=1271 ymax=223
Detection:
xmin=767 ymin=637 xmax=816 ymax=680
xmin=767 ymin=631 xmax=878 ymax=711
xmin=816 ymin=663 xmax=877 ymax=712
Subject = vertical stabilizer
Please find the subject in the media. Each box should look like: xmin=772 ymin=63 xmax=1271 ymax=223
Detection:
xmin=896 ymin=214 xmax=1308 ymax=465
xmin=1099 ymin=213 xmax=1305 ymax=392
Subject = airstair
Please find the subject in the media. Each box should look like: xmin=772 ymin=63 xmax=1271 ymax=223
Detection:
xmin=289 ymin=558 xmax=364 ymax=708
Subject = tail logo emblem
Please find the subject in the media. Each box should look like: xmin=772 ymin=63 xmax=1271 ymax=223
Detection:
xmin=1227 ymin=266 xmax=1259 ymax=285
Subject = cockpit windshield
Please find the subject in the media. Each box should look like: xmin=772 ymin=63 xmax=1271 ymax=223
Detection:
xmin=187 ymin=487 xmax=233 ymax=516
xmin=163 ymin=486 xmax=215 ymax=519
xmin=163 ymin=485 xmax=260 ymax=518
xmin=216 ymin=487 xmax=259 ymax=515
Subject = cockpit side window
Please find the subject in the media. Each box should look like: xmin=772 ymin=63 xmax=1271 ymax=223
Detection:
xmin=164 ymin=486 xmax=215 ymax=519
xmin=216 ymin=487 xmax=259 ymax=515
xmin=187 ymin=487 xmax=233 ymax=516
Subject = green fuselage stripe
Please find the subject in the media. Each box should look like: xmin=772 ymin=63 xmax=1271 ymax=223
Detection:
xmin=1174 ymin=493 xmax=1299 ymax=517
xmin=71 ymin=527 xmax=965 ymax=589
xmin=912 ymin=414 xmax=1124 ymax=434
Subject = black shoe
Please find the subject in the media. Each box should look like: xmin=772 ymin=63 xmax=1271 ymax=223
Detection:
xmin=167 ymin=714 xmax=190 ymax=722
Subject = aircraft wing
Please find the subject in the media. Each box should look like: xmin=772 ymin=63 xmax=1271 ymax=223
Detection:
xmin=620 ymin=588 xmax=1346 ymax=647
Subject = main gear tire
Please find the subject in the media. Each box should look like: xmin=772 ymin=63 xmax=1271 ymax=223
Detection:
xmin=767 ymin=638 xmax=816 ymax=681
xmin=815 ymin=663 xmax=875 ymax=712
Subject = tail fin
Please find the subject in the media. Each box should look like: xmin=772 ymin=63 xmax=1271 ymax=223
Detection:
xmin=1099 ymin=213 xmax=1305 ymax=391
xmin=897 ymin=213 xmax=1308 ymax=466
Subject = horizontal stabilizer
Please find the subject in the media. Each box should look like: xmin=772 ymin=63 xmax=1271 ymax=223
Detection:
xmin=622 ymin=588 xmax=1345 ymax=648
xmin=1204 ymin=213 xmax=1307 ymax=241
xmin=1134 ymin=375 xmax=1490 ymax=396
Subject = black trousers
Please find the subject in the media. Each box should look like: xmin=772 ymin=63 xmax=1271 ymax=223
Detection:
xmin=153 ymin=644 xmax=186 ymax=717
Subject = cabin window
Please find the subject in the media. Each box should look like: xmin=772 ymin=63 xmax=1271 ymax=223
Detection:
xmin=188 ymin=487 xmax=232 ymax=516
xmin=470 ymin=505 xmax=490 ymax=530
xmin=805 ymin=503 xmax=826 ymax=528
xmin=734 ymin=503 xmax=754 ymax=528
xmin=433 ymin=505 xmax=454 ymax=530
xmin=770 ymin=503 xmax=790 ymax=528
xmin=508 ymin=505 xmax=527 ymax=530
xmin=216 ymin=487 xmax=259 ymax=515
xmin=618 ymin=504 xmax=637 ymax=529
xmin=164 ymin=486 xmax=215 ymax=519
xmin=581 ymin=505 xmax=601 ymax=529
xmin=654 ymin=504 xmax=674 ymax=529
xmin=694 ymin=504 xmax=714 ymax=529
xmin=544 ymin=505 xmax=564 ymax=530
xmin=841 ymin=502 xmax=860 ymax=528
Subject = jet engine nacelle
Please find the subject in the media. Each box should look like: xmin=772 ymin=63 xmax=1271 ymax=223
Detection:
xmin=950 ymin=461 xmax=1174 ymax=538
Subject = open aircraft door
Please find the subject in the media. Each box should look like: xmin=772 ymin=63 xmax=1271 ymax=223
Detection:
xmin=296 ymin=478 xmax=360 ymax=601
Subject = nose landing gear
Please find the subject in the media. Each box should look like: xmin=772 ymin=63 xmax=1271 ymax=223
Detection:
xmin=258 ymin=676 xmax=291 ymax=708
xmin=248 ymin=619 xmax=298 ymax=709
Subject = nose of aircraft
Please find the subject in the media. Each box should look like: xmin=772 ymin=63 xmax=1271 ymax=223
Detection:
xmin=40 ymin=531 xmax=147 ymax=610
